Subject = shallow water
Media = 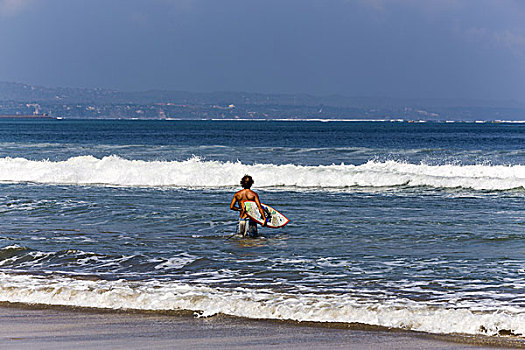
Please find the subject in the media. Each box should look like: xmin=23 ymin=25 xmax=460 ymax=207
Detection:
xmin=0 ymin=120 xmax=524 ymax=337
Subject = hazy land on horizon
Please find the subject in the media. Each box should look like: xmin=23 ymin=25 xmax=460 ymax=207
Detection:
xmin=1 ymin=81 xmax=524 ymax=121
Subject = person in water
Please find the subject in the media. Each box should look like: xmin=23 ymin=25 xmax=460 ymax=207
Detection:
xmin=230 ymin=175 xmax=266 ymax=237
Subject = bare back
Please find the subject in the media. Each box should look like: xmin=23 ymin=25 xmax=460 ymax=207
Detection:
xmin=230 ymin=188 xmax=265 ymax=220
xmin=234 ymin=189 xmax=257 ymax=218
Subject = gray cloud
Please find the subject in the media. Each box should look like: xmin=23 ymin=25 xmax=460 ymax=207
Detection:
xmin=495 ymin=30 xmax=525 ymax=55
xmin=0 ymin=0 xmax=33 ymax=18
xmin=0 ymin=0 xmax=523 ymax=101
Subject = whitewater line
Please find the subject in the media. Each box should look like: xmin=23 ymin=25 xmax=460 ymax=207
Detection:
xmin=0 ymin=156 xmax=523 ymax=191
xmin=0 ymin=273 xmax=523 ymax=337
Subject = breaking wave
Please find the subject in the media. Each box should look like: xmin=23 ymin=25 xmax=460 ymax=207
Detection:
xmin=0 ymin=272 xmax=523 ymax=337
xmin=0 ymin=155 xmax=523 ymax=191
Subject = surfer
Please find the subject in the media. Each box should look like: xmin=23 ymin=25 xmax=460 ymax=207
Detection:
xmin=230 ymin=175 xmax=266 ymax=237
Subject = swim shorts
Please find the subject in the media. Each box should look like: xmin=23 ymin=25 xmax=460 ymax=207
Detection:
xmin=238 ymin=218 xmax=258 ymax=237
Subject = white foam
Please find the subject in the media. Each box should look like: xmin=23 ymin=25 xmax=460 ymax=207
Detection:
xmin=153 ymin=255 xmax=197 ymax=270
xmin=0 ymin=273 xmax=523 ymax=337
xmin=0 ymin=156 xmax=523 ymax=191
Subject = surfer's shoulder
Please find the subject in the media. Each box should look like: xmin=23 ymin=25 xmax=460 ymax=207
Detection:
xmin=233 ymin=189 xmax=258 ymax=201
xmin=246 ymin=189 xmax=259 ymax=199
xmin=234 ymin=188 xmax=249 ymax=198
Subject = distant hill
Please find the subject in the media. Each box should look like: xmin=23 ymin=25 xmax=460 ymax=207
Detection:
xmin=0 ymin=81 xmax=524 ymax=121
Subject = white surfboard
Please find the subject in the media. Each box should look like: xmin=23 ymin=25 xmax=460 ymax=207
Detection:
xmin=243 ymin=201 xmax=289 ymax=228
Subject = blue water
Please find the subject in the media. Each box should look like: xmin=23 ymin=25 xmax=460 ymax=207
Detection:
xmin=0 ymin=120 xmax=523 ymax=337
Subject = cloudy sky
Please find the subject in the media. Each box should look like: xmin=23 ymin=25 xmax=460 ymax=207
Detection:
xmin=0 ymin=0 xmax=524 ymax=101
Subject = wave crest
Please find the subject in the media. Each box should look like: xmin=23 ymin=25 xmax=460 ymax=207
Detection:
xmin=0 ymin=156 xmax=523 ymax=191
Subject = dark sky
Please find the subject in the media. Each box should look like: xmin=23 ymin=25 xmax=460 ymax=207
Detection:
xmin=1 ymin=0 xmax=524 ymax=101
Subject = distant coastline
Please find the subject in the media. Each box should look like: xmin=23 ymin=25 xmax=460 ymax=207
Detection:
xmin=0 ymin=114 xmax=54 ymax=119
xmin=0 ymin=115 xmax=523 ymax=123
xmin=1 ymin=81 xmax=525 ymax=122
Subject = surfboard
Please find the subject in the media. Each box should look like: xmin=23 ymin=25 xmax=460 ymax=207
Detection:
xmin=243 ymin=201 xmax=289 ymax=228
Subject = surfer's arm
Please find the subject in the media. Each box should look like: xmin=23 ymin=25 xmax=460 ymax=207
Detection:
xmin=254 ymin=194 xmax=267 ymax=226
xmin=229 ymin=196 xmax=241 ymax=212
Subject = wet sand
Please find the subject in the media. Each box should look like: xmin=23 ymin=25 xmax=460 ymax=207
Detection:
xmin=0 ymin=305 xmax=521 ymax=349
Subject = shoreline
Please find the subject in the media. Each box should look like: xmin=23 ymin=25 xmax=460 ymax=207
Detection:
xmin=1 ymin=116 xmax=524 ymax=123
xmin=0 ymin=303 xmax=523 ymax=349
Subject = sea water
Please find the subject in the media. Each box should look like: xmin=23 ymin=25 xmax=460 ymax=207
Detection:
xmin=0 ymin=120 xmax=523 ymax=338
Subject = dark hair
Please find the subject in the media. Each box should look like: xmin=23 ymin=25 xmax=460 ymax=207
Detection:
xmin=240 ymin=175 xmax=254 ymax=189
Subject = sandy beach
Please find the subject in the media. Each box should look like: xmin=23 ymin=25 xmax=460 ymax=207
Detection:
xmin=0 ymin=304 xmax=522 ymax=350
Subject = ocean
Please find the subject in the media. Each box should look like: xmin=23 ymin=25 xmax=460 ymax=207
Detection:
xmin=0 ymin=119 xmax=523 ymax=339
